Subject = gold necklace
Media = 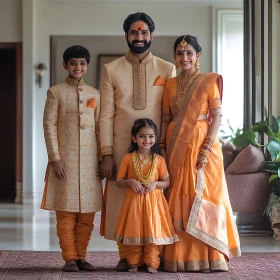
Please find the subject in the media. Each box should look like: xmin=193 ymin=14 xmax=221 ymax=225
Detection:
xmin=138 ymin=152 xmax=152 ymax=166
xmin=175 ymin=69 xmax=200 ymax=108
xmin=132 ymin=151 xmax=157 ymax=186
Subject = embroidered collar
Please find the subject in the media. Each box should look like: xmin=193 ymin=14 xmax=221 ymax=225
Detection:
xmin=125 ymin=50 xmax=153 ymax=65
xmin=65 ymin=76 xmax=85 ymax=86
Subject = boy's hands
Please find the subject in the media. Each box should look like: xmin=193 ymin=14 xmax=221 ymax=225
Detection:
xmin=51 ymin=161 xmax=66 ymax=180
xmin=128 ymin=179 xmax=146 ymax=194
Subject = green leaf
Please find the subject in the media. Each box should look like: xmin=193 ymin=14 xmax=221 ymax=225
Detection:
xmin=264 ymin=197 xmax=280 ymax=217
xmin=269 ymin=174 xmax=279 ymax=182
xmin=233 ymin=130 xmax=259 ymax=148
xmin=272 ymin=116 xmax=280 ymax=134
xmin=277 ymin=116 xmax=280 ymax=126
xmin=267 ymin=140 xmax=280 ymax=160
xmin=252 ymin=121 xmax=276 ymax=139
xmin=263 ymin=161 xmax=280 ymax=172
xmin=271 ymin=178 xmax=280 ymax=196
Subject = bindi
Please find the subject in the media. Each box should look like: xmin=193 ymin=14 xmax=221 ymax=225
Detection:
xmin=138 ymin=27 xmax=142 ymax=31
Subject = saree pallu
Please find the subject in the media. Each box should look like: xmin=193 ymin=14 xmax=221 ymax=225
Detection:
xmin=164 ymin=73 xmax=241 ymax=272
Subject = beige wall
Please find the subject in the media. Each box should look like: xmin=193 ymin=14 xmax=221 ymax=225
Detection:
xmin=0 ymin=0 xmax=243 ymax=195
xmin=272 ymin=0 xmax=280 ymax=117
xmin=0 ymin=0 xmax=22 ymax=42
xmin=32 ymin=0 xmax=219 ymax=194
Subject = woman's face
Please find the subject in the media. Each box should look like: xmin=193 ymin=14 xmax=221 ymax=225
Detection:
xmin=175 ymin=43 xmax=200 ymax=71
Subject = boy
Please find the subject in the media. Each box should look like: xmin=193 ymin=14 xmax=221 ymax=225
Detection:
xmin=41 ymin=45 xmax=103 ymax=272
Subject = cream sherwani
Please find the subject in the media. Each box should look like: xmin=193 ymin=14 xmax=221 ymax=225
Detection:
xmin=41 ymin=77 xmax=103 ymax=213
xmin=100 ymin=51 xmax=176 ymax=240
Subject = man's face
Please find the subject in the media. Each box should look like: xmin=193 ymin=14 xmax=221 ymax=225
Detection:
xmin=126 ymin=20 xmax=154 ymax=54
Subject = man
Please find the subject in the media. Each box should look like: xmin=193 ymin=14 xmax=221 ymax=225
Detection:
xmin=99 ymin=12 xmax=176 ymax=271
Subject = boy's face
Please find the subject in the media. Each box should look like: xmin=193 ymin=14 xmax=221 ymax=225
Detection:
xmin=63 ymin=57 xmax=89 ymax=81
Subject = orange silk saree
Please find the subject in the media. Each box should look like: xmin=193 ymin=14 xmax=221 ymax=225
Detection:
xmin=163 ymin=73 xmax=241 ymax=272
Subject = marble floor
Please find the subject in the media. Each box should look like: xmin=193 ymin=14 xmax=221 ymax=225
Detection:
xmin=1 ymin=199 xmax=280 ymax=253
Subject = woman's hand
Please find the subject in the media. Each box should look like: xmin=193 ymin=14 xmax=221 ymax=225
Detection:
xmin=128 ymin=179 xmax=146 ymax=194
xmin=196 ymin=154 xmax=208 ymax=169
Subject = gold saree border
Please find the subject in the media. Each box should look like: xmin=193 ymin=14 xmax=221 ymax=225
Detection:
xmin=167 ymin=73 xmax=222 ymax=180
xmin=164 ymin=259 xmax=229 ymax=272
xmin=186 ymin=169 xmax=241 ymax=259
xmin=114 ymin=234 xmax=179 ymax=245
xmin=167 ymin=73 xmax=206 ymax=162
xmin=125 ymin=51 xmax=153 ymax=110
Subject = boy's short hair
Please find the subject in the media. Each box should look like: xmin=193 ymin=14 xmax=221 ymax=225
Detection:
xmin=63 ymin=45 xmax=90 ymax=64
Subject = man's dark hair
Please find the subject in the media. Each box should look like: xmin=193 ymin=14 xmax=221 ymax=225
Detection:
xmin=123 ymin=12 xmax=155 ymax=33
xmin=63 ymin=45 xmax=90 ymax=64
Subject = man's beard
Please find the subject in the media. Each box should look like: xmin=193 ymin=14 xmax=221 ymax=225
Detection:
xmin=127 ymin=40 xmax=152 ymax=54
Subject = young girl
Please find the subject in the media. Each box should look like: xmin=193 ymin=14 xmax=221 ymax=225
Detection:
xmin=114 ymin=118 xmax=178 ymax=274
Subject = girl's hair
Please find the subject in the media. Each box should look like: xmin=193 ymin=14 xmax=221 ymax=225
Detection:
xmin=128 ymin=118 xmax=159 ymax=155
xmin=173 ymin=35 xmax=202 ymax=53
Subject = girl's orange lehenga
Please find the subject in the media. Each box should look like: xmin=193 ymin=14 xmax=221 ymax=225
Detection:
xmin=163 ymin=73 xmax=241 ymax=272
xmin=114 ymin=153 xmax=179 ymax=269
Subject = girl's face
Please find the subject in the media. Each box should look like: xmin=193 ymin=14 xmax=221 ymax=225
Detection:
xmin=174 ymin=43 xmax=200 ymax=71
xmin=132 ymin=126 xmax=156 ymax=152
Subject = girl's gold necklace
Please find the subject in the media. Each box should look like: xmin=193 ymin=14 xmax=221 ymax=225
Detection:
xmin=132 ymin=151 xmax=157 ymax=186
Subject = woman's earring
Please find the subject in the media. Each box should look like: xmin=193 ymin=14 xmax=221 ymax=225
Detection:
xmin=195 ymin=58 xmax=200 ymax=69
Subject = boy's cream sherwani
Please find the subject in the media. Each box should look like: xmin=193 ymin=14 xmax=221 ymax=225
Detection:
xmin=41 ymin=77 xmax=102 ymax=213
xmin=100 ymin=51 xmax=176 ymax=240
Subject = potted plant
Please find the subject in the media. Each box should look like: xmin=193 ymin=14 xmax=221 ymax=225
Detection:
xmin=233 ymin=114 xmax=280 ymax=237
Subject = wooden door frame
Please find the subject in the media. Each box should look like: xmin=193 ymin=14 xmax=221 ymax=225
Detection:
xmin=0 ymin=43 xmax=23 ymax=203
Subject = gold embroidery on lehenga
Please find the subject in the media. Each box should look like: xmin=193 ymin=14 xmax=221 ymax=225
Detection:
xmin=114 ymin=234 xmax=179 ymax=245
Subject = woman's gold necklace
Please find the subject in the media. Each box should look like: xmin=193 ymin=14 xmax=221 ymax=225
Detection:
xmin=132 ymin=151 xmax=157 ymax=186
xmin=175 ymin=69 xmax=200 ymax=108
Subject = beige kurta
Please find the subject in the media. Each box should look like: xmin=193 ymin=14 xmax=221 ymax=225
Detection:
xmin=100 ymin=51 xmax=176 ymax=240
xmin=41 ymin=77 xmax=103 ymax=213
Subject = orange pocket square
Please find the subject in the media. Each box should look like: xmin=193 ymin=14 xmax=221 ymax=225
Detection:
xmin=153 ymin=75 xmax=165 ymax=86
xmin=87 ymin=98 xmax=97 ymax=108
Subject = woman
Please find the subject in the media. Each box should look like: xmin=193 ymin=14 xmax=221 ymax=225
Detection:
xmin=160 ymin=35 xmax=241 ymax=272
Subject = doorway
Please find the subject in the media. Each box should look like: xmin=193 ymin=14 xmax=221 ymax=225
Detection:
xmin=0 ymin=43 xmax=22 ymax=202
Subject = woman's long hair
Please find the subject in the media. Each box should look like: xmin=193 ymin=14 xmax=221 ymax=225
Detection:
xmin=128 ymin=118 xmax=159 ymax=156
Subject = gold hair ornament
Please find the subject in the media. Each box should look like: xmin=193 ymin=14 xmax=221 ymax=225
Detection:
xmin=180 ymin=35 xmax=187 ymax=50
